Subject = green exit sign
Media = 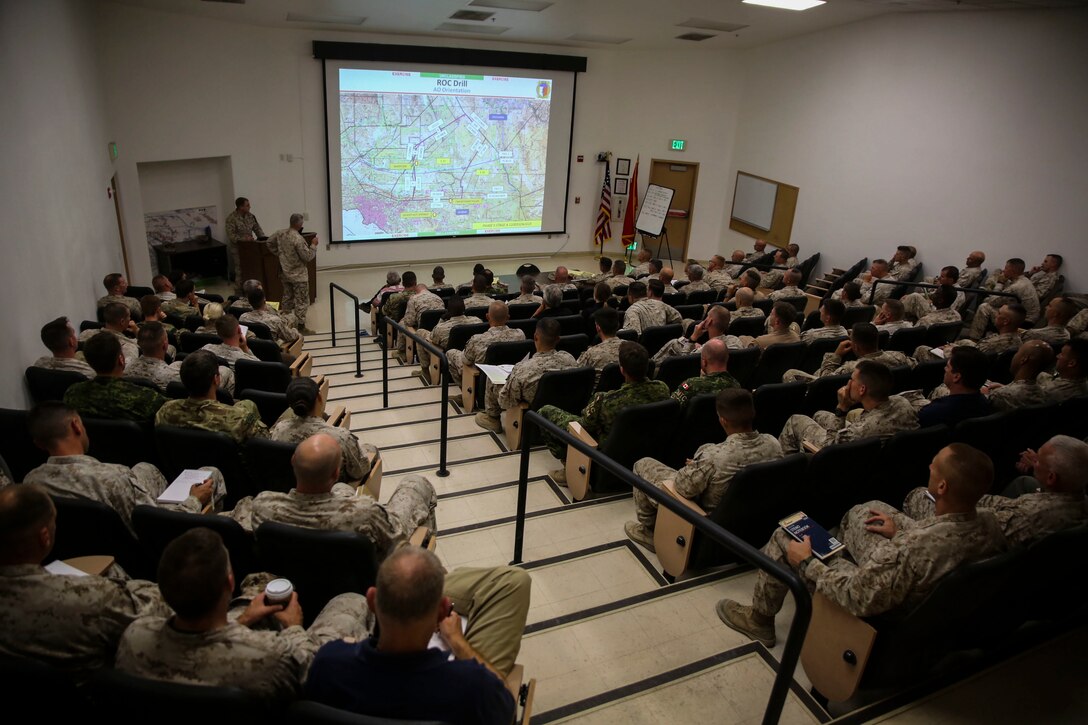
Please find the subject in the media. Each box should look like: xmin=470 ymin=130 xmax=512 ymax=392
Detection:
xmin=671 ymin=139 xmax=686 ymax=151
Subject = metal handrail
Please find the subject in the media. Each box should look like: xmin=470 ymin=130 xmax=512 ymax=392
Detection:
xmin=328 ymin=283 xmax=363 ymax=379
xmin=512 ymin=410 xmax=811 ymax=725
xmin=378 ymin=315 xmax=450 ymax=477
xmin=867 ymin=278 xmax=1018 ymax=306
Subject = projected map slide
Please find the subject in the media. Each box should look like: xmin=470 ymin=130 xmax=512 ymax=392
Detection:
xmin=339 ymin=69 xmax=552 ymax=241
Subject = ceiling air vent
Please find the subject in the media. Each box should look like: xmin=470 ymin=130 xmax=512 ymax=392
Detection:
xmin=469 ymin=0 xmax=553 ymax=10
xmin=677 ymin=18 xmax=749 ymax=32
xmin=676 ymin=32 xmax=717 ymax=41
xmin=450 ymin=10 xmax=495 ymax=21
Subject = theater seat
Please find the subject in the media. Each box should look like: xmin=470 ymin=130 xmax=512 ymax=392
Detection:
xmin=243 ymin=437 xmax=298 ymax=494
xmin=83 ymin=418 xmax=157 ymax=469
xmin=752 ymin=382 xmax=808 ymax=437
xmin=132 ymin=505 xmax=257 ymax=587
xmin=725 ymin=347 xmax=760 ymax=389
xmin=88 ymin=668 xmax=273 ymax=722
xmin=0 ymin=408 xmax=48 ymax=482
xmin=638 ymin=324 xmax=682 ymax=358
xmin=653 ymin=353 xmax=700 ymax=392
xmin=751 ymin=343 xmax=805 ymax=388
xmin=666 ymin=393 xmax=725 ymax=468
xmin=237 ymin=389 xmax=289 ymax=427
xmin=25 ymin=367 xmax=88 ymax=403
xmin=49 ymin=495 xmax=151 ymax=579
xmin=801 ymin=437 xmax=883 ymax=525
xmin=154 ymin=425 xmax=251 ymax=506
xmin=503 ymin=367 xmax=595 ymax=451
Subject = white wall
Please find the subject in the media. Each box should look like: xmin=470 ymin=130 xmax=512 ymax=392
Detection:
xmin=94 ymin=3 xmax=743 ymax=280
xmin=137 ymin=156 xmax=234 ymax=253
xmin=727 ymin=9 xmax=1088 ymax=291
xmin=0 ymin=0 xmax=120 ymax=408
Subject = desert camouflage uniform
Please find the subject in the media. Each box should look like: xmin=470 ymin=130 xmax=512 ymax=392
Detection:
xmin=959 ymin=266 xmax=984 ymax=290
xmin=1037 ymin=373 xmax=1088 ymax=402
xmin=155 ymin=397 xmax=269 ymax=444
xmin=681 ymin=280 xmax=713 ymax=296
xmin=429 ymin=282 xmax=453 ymax=291
xmin=778 ymin=395 xmax=918 ymax=453
xmin=79 ymin=327 xmax=139 ymax=363
xmin=462 ymin=293 xmax=495 ymax=309
xmin=783 ymin=348 xmax=913 ymax=384
xmin=633 ymin=432 xmax=782 ymax=526
xmin=656 ymin=333 xmax=745 ymax=364
xmin=751 ymin=501 xmax=1006 ymax=618
xmin=1030 ymin=270 xmax=1062 ymax=304
xmin=417 ymin=315 xmax=479 ymax=376
xmin=507 ymin=293 xmax=540 ymax=306
xmin=124 ymin=356 xmax=235 ymax=395
xmin=240 ymin=307 xmax=300 ymax=345
xmin=64 ymin=377 xmax=166 ymax=424
xmin=225 ymin=209 xmax=265 ymax=280
xmin=876 ymin=320 xmax=915 ymax=335
xmin=800 ymin=324 xmax=848 ymax=343
xmin=228 ymin=475 xmax=435 ymax=560
xmin=988 ymin=379 xmax=1049 ymax=411
xmin=577 ymin=337 xmax=624 ymax=386
xmin=631 ymin=262 xmax=651 ymax=278
xmin=0 ymin=565 xmax=169 ymax=677
xmin=671 ymin=371 xmax=739 ymax=407
xmin=32 ymin=355 xmax=95 ymax=378
xmin=269 ymin=227 xmax=316 ymax=329
xmin=724 ymin=263 xmax=747 ymax=278
xmin=705 ymin=270 xmax=734 ymax=291
xmin=539 ymin=378 xmax=670 ymax=460
xmin=161 ymin=298 xmax=200 ymax=318
xmin=888 ymin=258 xmax=917 ymax=281
xmin=900 ymin=290 xmax=938 ymax=321
xmin=583 ymin=271 xmax=610 ymax=286
xmin=487 ymin=349 xmax=577 ymax=418
xmin=270 ymin=410 xmax=378 ymax=482
xmin=605 ymin=275 xmax=635 ymax=291
xmin=381 ymin=288 xmax=413 ymax=325
xmin=903 ymin=488 xmax=1085 ymax=546
xmin=913 ymin=331 xmax=1022 ymax=363
xmin=115 ymin=592 xmax=369 ymax=699
xmin=398 ymin=289 xmax=446 ymax=355
xmin=747 ymin=329 xmax=802 ymax=351
xmin=916 ymin=307 xmax=962 ymax=327
xmin=732 ymin=306 xmax=765 ymax=321
xmin=621 ymin=298 xmax=683 ymax=335
xmin=24 ymin=455 xmax=226 ymax=529
xmin=1067 ymin=309 xmax=1088 ymax=337
xmin=97 ymin=294 xmax=142 ymax=320
xmin=201 ymin=342 xmax=258 ymax=369
xmin=1023 ymin=325 xmax=1071 ymax=346
xmin=769 ymin=285 xmax=803 ymax=301
xmin=446 ymin=325 xmax=525 ymax=386
xmin=968 ymin=276 xmax=1042 ymax=339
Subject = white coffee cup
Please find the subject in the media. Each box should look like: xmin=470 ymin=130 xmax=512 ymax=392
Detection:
xmin=265 ymin=578 xmax=294 ymax=605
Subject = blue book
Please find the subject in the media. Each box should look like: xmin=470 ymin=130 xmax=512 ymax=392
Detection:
xmin=779 ymin=512 xmax=846 ymax=560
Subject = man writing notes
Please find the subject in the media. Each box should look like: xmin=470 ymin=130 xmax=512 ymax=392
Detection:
xmin=269 ymin=213 xmax=318 ymax=335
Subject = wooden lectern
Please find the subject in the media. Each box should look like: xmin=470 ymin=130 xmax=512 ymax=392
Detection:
xmin=237 ymin=240 xmax=316 ymax=303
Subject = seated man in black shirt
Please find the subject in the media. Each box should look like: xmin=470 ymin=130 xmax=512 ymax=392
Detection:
xmin=305 ymin=547 xmax=527 ymax=725
xmin=918 ymin=346 xmax=992 ymax=428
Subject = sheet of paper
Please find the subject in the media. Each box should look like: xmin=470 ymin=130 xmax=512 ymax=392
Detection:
xmin=476 ymin=363 xmax=515 ymax=385
xmin=427 ymin=616 xmax=468 ymax=658
xmin=239 ymin=324 xmax=249 ymax=337
xmin=929 ymin=347 xmax=945 ymax=359
xmin=45 ymin=560 xmax=89 ymax=577
xmin=158 ymin=469 xmax=209 ymax=503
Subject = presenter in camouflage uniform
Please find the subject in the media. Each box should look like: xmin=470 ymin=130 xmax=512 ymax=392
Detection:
xmin=539 ymin=341 xmax=669 ymax=483
xmin=626 ymin=388 xmax=782 ymax=550
xmin=269 ymin=213 xmax=318 ymax=335
xmin=717 ymin=444 xmax=1008 ymax=647
xmin=225 ymin=197 xmax=265 ymax=289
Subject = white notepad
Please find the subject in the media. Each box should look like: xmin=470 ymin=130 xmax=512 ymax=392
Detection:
xmin=158 ymin=469 xmax=208 ymax=503
xmin=476 ymin=363 xmax=516 ymax=385
xmin=45 ymin=560 xmax=89 ymax=577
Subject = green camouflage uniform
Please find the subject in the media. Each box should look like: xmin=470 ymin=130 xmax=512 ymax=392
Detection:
xmin=539 ymin=379 xmax=670 ymax=461
xmin=97 ymin=294 xmax=142 ymax=320
xmin=64 ymin=377 xmax=166 ymax=424
xmin=671 ymin=370 xmax=739 ymax=408
xmin=155 ymin=398 xmax=269 ymax=444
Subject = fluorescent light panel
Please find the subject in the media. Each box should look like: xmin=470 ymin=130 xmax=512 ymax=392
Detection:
xmin=742 ymin=0 xmax=826 ymax=10
xmin=566 ymin=33 xmax=632 ymax=44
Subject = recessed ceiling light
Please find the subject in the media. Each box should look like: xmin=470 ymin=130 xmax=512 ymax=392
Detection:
xmin=469 ymin=0 xmax=553 ymax=10
xmin=450 ymin=10 xmax=495 ymax=21
xmin=285 ymin=13 xmax=365 ymax=25
xmin=742 ymin=0 xmax=826 ymax=10
xmin=435 ymin=22 xmax=510 ymax=34
xmin=677 ymin=18 xmax=750 ymax=32
xmin=676 ymin=32 xmax=717 ymax=41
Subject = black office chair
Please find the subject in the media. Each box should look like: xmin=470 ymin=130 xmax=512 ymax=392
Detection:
xmin=50 ymin=495 xmax=151 ymax=579
xmin=132 ymin=505 xmax=258 ymax=586
xmin=155 ymin=425 xmax=252 ymax=506
xmin=24 ymin=367 xmax=88 ymax=403
xmin=0 ymin=408 xmax=48 ymax=482
xmin=255 ymin=521 xmax=380 ymax=627
xmin=235 ymin=358 xmax=292 ymax=394
xmin=237 ymin=389 xmax=289 ymax=427
xmin=87 ymin=668 xmax=273 ymax=722
xmin=654 ymin=353 xmax=700 ymax=392
xmin=638 ymin=324 xmax=682 ymax=357
xmin=753 ymin=382 xmax=808 ymax=437
xmin=84 ymin=418 xmax=157 ymax=469
xmin=751 ymin=342 xmax=806 ymax=388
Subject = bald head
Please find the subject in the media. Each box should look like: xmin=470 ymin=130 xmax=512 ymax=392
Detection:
xmin=701 ymin=337 xmax=729 ymax=372
xmin=932 ymin=444 xmax=993 ymax=509
xmin=735 ymin=287 xmax=755 ymax=307
xmin=291 ymin=434 xmax=342 ymax=493
xmin=783 ymin=269 xmax=801 ymax=287
xmin=707 ymin=306 xmax=732 ymax=335
xmin=967 ymin=251 xmax=986 ymax=268
xmin=659 ymin=267 xmax=674 ymax=285
xmin=373 ymin=546 xmax=446 ymax=625
xmin=0 ymin=484 xmax=55 ymax=564
xmin=487 ymin=301 xmax=509 ymax=326
xmin=554 ymin=266 xmax=571 ymax=284
xmin=1011 ymin=340 xmax=1054 ymax=378
xmin=731 ymin=250 xmax=745 ymax=263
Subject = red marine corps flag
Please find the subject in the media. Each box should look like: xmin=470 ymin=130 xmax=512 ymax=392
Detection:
xmin=593 ymin=165 xmax=612 ymax=247
xmin=620 ymin=156 xmax=640 ymax=249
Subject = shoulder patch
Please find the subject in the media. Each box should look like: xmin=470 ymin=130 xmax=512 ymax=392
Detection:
xmin=680 ymin=382 xmax=690 ymax=390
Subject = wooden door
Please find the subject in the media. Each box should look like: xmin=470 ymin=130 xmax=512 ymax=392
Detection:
xmin=646 ymin=159 xmax=699 ymax=266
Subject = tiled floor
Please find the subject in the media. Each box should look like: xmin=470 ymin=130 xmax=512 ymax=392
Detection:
xmin=298 ymin=264 xmax=1085 ymax=723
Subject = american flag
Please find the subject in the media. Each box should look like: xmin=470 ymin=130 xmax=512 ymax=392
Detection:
xmin=594 ymin=165 xmax=612 ymax=247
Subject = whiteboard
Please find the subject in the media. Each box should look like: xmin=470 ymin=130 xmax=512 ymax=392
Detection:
xmin=635 ymin=184 xmax=675 ymax=237
xmin=732 ymin=173 xmax=777 ymax=232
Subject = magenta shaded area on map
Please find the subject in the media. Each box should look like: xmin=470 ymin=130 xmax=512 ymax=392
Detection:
xmin=354 ymin=195 xmax=389 ymax=231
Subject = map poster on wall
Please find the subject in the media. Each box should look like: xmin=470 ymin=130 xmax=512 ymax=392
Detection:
xmin=145 ymin=206 xmax=218 ymax=245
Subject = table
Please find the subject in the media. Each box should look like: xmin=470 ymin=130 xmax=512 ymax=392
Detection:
xmin=154 ymin=238 xmax=228 ymax=279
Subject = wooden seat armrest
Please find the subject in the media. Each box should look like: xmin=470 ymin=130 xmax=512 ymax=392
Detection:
xmin=566 ymin=421 xmax=598 ymax=449
xmin=409 ymin=526 xmax=437 ymax=551
xmin=661 ymin=480 xmax=707 ymax=517
xmin=801 ymin=592 xmax=878 ymax=703
xmin=289 ymin=352 xmax=313 ymax=378
xmin=328 ymin=405 xmax=350 ymax=429
xmin=63 ymin=555 xmax=116 ymax=576
xmin=360 ymin=453 xmax=382 ymax=500
xmin=283 ymin=337 xmax=303 ymax=358
xmin=314 ymin=374 xmax=329 ymax=405
xmin=802 ymin=440 xmax=823 ymax=454
xmin=462 ymin=363 xmax=479 ymax=413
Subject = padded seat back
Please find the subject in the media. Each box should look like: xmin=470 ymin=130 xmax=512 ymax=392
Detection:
xmin=484 ymin=340 xmax=535 ymax=366
xmin=178 ymin=332 xmax=220 ymax=354
xmin=557 ymin=334 xmax=590 ymax=360
xmin=667 ymin=393 xmax=724 ymax=467
xmin=988 ymin=348 xmax=1017 ymax=385
xmin=50 ymin=495 xmax=150 ymax=579
xmin=155 ymin=425 xmax=251 ymax=506
xmin=595 ymin=363 xmax=624 ymax=393
xmin=653 ymin=353 xmax=700 ymax=393
xmin=726 ymin=346 xmax=761 ymax=389
xmin=164 ymin=381 xmax=234 ymax=405
xmin=879 ymin=426 xmax=951 ymax=507
xmin=910 ymin=360 xmax=946 ymax=395
xmin=593 ymin=398 xmax=681 ymax=492
xmin=530 ymin=367 xmax=596 ymax=415
xmin=802 ymin=437 xmax=884 ymax=524
xmin=235 ymin=358 xmax=292 ymax=394
xmin=463 ymin=306 xmax=489 ymax=321
xmin=672 ymin=304 xmax=705 ymax=321
xmin=244 ymin=321 xmax=274 ymax=341
xmin=237 ymin=389 xmax=290 ymax=427
xmin=507 ymin=318 xmax=536 ymax=336
xmin=727 ymin=316 xmax=764 ymax=340
xmin=243 ymin=437 xmax=299 ymax=494
xmin=841 ymin=305 xmax=876 ymax=328
xmin=248 ymin=338 xmax=282 ymax=363
xmin=799 ymin=337 xmax=847 ymax=374
xmin=923 ymin=321 xmax=963 ymax=348
xmin=638 ymin=324 xmax=682 ymax=357
xmin=752 ymin=382 xmax=808 ymax=437
xmin=132 ymin=505 xmax=257 ymax=585
xmin=887 ymin=326 xmax=928 ymax=354
xmin=0 ymin=408 xmax=48 ymax=482
xmin=445 ymin=323 xmax=489 ymax=352
xmin=88 ymin=668 xmax=272 ymax=721
xmin=777 ymin=296 xmax=808 ymax=315
xmin=417 ymin=308 xmax=445 ymax=331
xmin=803 ymin=374 xmax=850 ymax=416
xmin=507 ymin=303 xmax=540 ymax=320
xmin=25 ymin=367 xmax=88 ymax=403
xmin=752 ymin=342 xmax=806 ymax=388
xmin=685 ymin=290 xmax=716 ymax=305
xmin=84 ymin=418 xmax=157 ymax=469
xmin=255 ymin=521 xmax=379 ymax=627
